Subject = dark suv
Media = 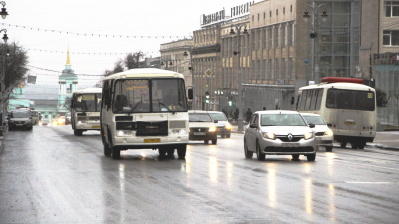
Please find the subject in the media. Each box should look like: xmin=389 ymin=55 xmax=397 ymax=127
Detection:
xmin=8 ymin=109 xmax=33 ymax=131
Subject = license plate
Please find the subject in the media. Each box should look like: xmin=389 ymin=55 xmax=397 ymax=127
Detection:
xmin=92 ymin=125 xmax=100 ymax=128
xmin=194 ymin=132 xmax=206 ymax=135
xmin=144 ymin=138 xmax=160 ymax=143
xmin=281 ymin=143 xmax=300 ymax=147
xmin=344 ymin=121 xmax=356 ymax=125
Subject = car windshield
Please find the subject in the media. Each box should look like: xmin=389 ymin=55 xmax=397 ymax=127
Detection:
xmin=189 ymin=113 xmax=212 ymax=122
xmin=261 ymin=114 xmax=307 ymax=126
xmin=209 ymin=113 xmax=227 ymax=121
xmin=10 ymin=111 xmax=30 ymax=118
xmin=303 ymin=116 xmax=326 ymax=125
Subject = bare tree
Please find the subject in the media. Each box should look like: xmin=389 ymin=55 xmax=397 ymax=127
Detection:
xmin=125 ymin=51 xmax=145 ymax=69
xmin=2 ymin=42 xmax=29 ymax=91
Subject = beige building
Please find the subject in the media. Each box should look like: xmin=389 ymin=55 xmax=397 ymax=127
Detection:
xmin=159 ymin=39 xmax=193 ymax=92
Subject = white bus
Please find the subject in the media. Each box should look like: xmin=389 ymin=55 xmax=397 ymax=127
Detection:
xmin=297 ymin=77 xmax=376 ymax=149
xmin=101 ymin=68 xmax=189 ymax=159
xmin=70 ymin=88 xmax=102 ymax=136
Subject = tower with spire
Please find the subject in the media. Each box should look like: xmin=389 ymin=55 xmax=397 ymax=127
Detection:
xmin=58 ymin=47 xmax=78 ymax=113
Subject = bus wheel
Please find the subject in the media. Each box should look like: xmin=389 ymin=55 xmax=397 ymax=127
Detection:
xmin=167 ymin=148 xmax=175 ymax=157
xmin=177 ymin=145 xmax=186 ymax=159
xmin=159 ymin=148 xmax=167 ymax=157
xmin=212 ymin=138 xmax=217 ymax=145
xmin=307 ymin=153 xmax=316 ymax=161
xmin=74 ymin=130 xmax=83 ymax=136
xmin=326 ymin=146 xmax=333 ymax=152
xmin=103 ymin=143 xmax=111 ymax=156
xmin=111 ymin=146 xmax=120 ymax=159
xmin=351 ymin=143 xmax=358 ymax=149
xmin=358 ymin=142 xmax=366 ymax=149
xmin=340 ymin=142 xmax=347 ymax=148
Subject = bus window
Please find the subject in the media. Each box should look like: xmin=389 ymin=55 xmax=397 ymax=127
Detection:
xmin=315 ymin=89 xmax=323 ymax=110
xmin=305 ymin=90 xmax=312 ymax=110
xmin=326 ymin=89 xmax=375 ymax=111
xmin=113 ymin=80 xmax=151 ymax=113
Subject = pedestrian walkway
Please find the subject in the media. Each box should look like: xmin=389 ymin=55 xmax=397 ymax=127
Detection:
xmin=231 ymin=124 xmax=399 ymax=151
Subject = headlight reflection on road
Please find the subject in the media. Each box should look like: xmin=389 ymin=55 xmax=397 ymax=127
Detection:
xmin=209 ymin=157 xmax=218 ymax=182
xmin=181 ymin=149 xmax=191 ymax=174
xmin=226 ymin=162 xmax=233 ymax=186
xmin=119 ymin=164 xmax=126 ymax=191
xmin=267 ymin=164 xmax=276 ymax=208
xmin=305 ymin=178 xmax=313 ymax=214
xmin=328 ymin=184 xmax=336 ymax=219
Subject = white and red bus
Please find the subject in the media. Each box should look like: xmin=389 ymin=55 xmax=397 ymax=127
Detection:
xmin=297 ymin=77 xmax=376 ymax=149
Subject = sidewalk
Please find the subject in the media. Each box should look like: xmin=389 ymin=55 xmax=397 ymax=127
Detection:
xmin=231 ymin=124 xmax=399 ymax=151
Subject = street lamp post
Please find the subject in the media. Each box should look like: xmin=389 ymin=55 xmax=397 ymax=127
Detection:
xmin=303 ymin=2 xmax=328 ymax=84
xmin=0 ymin=1 xmax=8 ymax=135
xmin=230 ymin=24 xmax=248 ymax=132
xmin=183 ymin=49 xmax=196 ymax=110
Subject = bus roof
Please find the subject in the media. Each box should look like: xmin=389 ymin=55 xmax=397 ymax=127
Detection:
xmin=73 ymin=87 xmax=102 ymax=94
xmin=102 ymin=68 xmax=184 ymax=81
xmin=299 ymin=82 xmax=375 ymax=92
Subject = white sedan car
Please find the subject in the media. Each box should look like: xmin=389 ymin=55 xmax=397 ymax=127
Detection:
xmin=301 ymin=113 xmax=334 ymax=152
xmin=244 ymin=110 xmax=317 ymax=161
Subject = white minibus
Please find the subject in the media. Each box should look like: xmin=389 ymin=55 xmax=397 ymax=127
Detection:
xmin=70 ymin=88 xmax=102 ymax=136
xmin=101 ymin=68 xmax=189 ymax=159
xmin=297 ymin=77 xmax=376 ymax=149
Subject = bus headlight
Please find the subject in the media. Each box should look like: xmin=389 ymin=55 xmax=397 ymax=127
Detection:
xmin=304 ymin=132 xmax=314 ymax=140
xmin=117 ymin=130 xmax=132 ymax=136
xmin=263 ymin=132 xmax=276 ymax=140
xmin=208 ymin=126 xmax=217 ymax=132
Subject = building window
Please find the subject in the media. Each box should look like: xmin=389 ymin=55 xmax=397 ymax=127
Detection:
xmin=276 ymin=9 xmax=278 ymax=16
xmin=288 ymin=24 xmax=295 ymax=46
xmin=383 ymin=30 xmax=399 ymax=46
xmin=290 ymin=5 xmax=293 ymax=12
xmin=257 ymin=30 xmax=261 ymax=50
xmin=252 ymin=15 xmax=254 ymax=21
xmin=283 ymin=7 xmax=285 ymax=14
xmin=258 ymin=13 xmax=260 ymax=21
xmin=269 ymin=27 xmax=273 ymax=49
xmin=281 ymin=58 xmax=286 ymax=80
xmin=270 ymin=11 xmax=272 ymax=17
xmin=252 ymin=31 xmax=256 ymax=49
xmin=263 ymin=29 xmax=267 ymax=49
xmin=274 ymin=26 xmax=279 ymax=48
xmin=289 ymin=58 xmax=294 ymax=80
xmin=282 ymin=25 xmax=287 ymax=47
xmin=268 ymin=59 xmax=273 ymax=79
xmin=263 ymin=59 xmax=267 ymax=79
xmin=275 ymin=59 xmax=279 ymax=79
xmin=264 ymin=12 xmax=266 ymax=19
xmin=67 ymin=84 xmax=72 ymax=93
xmin=385 ymin=1 xmax=399 ymax=17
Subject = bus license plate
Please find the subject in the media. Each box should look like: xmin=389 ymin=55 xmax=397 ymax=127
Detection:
xmin=92 ymin=125 xmax=100 ymax=128
xmin=144 ymin=138 xmax=160 ymax=143
xmin=282 ymin=143 xmax=300 ymax=147
xmin=344 ymin=121 xmax=356 ymax=125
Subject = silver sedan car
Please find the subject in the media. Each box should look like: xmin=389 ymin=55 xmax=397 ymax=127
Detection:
xmin=244 ymin=110 xmax=317 ymax=161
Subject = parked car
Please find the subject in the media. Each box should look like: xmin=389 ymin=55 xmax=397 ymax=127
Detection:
xmin=244 ymin=110 xmax=317 ymax=161
xmin=188 ymin=110 xmax=218 ymax=144
xmin=301 ymin=113 xmax=334 ymax=152
xmin=40 ymin=119 xmax=49 ymax=126
xmin=8 ymin=108 xmax=33 ymax=131
xmin=208 ymin=111 xmax=232 ymax=138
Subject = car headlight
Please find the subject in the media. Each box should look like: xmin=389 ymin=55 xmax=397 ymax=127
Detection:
xmin=325 ymin=129 xmax=333 ymax=136
xmin=208 ymin=126 xmax=217 ymax=132
xmin=263 ymin=132 xmax=276 ymax=140
xmin=225 ymin=123 xmax=232 ymax=129
xmin=117 ymin=130 xmax=133 ymax=136
xmin=304 ymin=132 xmax=314 ymax=140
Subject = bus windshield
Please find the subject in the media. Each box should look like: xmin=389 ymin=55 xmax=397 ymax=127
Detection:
xmin=326 ymin=89 xmax=375 ymax=111
xmin=76 ymin=94 xmax=102 ymax=112
xmin=113 ymin=78 xmax=188 ymax=113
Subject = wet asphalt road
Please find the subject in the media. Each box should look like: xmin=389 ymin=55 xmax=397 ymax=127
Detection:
xmin=1 ymin=125 xmax=399 ymax=223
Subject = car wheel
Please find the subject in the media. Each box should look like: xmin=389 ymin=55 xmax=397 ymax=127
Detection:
xmin=103 ymin=143 xmax=111 ymax=156
xmin=307 ymin=153 xmax=316 ymax=161
xmin=221 ymin=135 xmax=225 ymax=138
xmin=244 ymin=139 xmax=253 ymax=159
xmin=177 ymin=144 xmax=186 ymax=159
xmin=111 ymin=146 xmax=120 ymax=159
xmin=226 ymin=134 xmax=231 ymax=138
xmin=326 ymin=146 xmax=333 ymax=152
xmin=212 ymin=138 xmax=217 ymax=145
xmin=256 ymin=140 xmax=265 ymax=161
xmin=159 ymin=148 xmax=167 ymax=157
xmin=204 ymin=140 xmax=209 ymax=144
xmin=340 ymin=142 xmax=347 ymax=148
xmin=292 ymin=155 xmax=300 ymax=160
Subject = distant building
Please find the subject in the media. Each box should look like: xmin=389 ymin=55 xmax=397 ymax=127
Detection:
xmin=58 ymin=48 xmax=78 ymax=114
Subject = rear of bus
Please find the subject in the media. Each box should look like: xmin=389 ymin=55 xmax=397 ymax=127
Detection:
xmin=100 ymin=68 xmax=189 ymax=159
xmin=71 ymin=88 xmax=102 ymax=136
xmin=297 ymin=78 xmax=376 ymax=149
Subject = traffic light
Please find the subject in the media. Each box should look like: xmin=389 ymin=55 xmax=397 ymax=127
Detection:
xmin=205 ymin=91 xmax=210 ymax=104
xmin=228 ymin=96 xmax=232 ymax=106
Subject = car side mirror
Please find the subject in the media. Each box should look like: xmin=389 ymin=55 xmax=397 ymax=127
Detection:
xmin=309 ymin=123 xmax=315 ymax=128
xmin=250 ymin=123 xmax=257 ymax=128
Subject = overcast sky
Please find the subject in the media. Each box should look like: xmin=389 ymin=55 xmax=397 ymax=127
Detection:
xmin=4 ymin=0 xmax=254 ymax=86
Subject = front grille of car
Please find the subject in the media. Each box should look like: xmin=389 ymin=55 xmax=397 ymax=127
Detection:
xmin=265 ymin=146 xmax=314 ymax=152
xmin=190 ymin=128 xmax=208 ymax=133
xmin=315 ymin=132 xmax=325 ymax=136
xmin=136 ymin=121 xmax=168 ymax=136
xmin=276 ymin=135 xmax=302 ymax=142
